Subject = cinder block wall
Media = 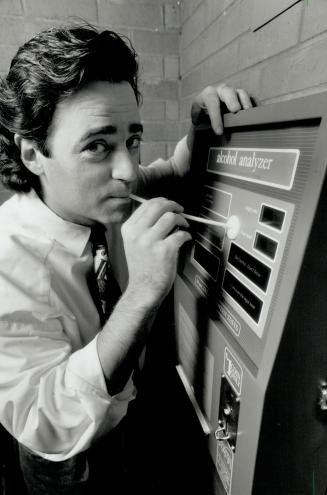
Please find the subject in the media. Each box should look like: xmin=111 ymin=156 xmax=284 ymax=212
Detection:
xmin=2 ymin=1 xmax=327 ymax=204
xmin=0 ymin=0 xmax=180 ymax=204
xmin=180 ymin=0 xmax=327 ymax=135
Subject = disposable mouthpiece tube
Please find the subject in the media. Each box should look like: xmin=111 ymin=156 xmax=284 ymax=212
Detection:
xmin=129 ymin=194 xmax=226 ymax=228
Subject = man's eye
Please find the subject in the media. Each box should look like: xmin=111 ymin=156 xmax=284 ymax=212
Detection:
xmin=84 ymin=142 xmax=109 ymax=154
xmin=128 ymin=136 xmax=142 ymax=150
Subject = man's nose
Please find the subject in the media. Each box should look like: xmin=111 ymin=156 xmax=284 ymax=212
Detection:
xmin=111 ymin=150 xmax=138 ymax=183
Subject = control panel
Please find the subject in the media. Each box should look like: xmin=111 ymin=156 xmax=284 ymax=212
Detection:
xmin=174 ymin=93 xmax=327 ymax=494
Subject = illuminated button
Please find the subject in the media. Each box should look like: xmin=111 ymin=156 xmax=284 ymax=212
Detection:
xmin=226 ymin=215 xmax=240 ymax=239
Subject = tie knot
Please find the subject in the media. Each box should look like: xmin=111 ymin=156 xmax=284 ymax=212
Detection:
xmin=90 ymin=225 xmax=108 ymax=255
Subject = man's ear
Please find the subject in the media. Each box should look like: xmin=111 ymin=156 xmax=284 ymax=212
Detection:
xmin=14 ymin=134 xmax=44 ymax=176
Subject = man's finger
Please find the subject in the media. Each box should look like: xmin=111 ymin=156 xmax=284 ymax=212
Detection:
xmin=191 ymin=85 xmax=252 ymax=136
xmin=236 ymin=88 xmax=252 ymax=109
xmin=201 ymin=89 xmax=223 ymax=135
xmin=147 ymin=212 xmax=189 ymax=241
xmin=217 ymin=84 xmax=242 ymax=113
xmin=166 ymin=229 xmax=192 ymax=250
xmin=128 ymin=197 xmax=183 ymax=229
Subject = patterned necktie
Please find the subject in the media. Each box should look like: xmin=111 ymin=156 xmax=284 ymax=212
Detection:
xmin=90 ymin=226 xmax=121 ymax=325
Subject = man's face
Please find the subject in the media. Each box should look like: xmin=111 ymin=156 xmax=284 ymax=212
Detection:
xmin=37 ymin=81 xmax=142 ymax=226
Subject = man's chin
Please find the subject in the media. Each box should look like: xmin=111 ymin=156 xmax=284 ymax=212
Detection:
xmin=101 ymin=202 xmax=132 ymax=225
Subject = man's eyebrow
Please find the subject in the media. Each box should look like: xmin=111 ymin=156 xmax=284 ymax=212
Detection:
xmin=80 ymin=125 xmax=117 ymax=142
xmin=80 ymin=123 xmax=143 ymax=142
xmin=129 ymin=123 xmax=143 ymax=133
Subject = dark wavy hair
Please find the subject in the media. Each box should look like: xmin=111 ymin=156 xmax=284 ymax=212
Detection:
xmin=0 ymin=24 xmax=140 ymax=192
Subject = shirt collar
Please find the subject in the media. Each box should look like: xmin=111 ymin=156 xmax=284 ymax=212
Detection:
xmin=18 ymin=190 xmax=92 ymax=257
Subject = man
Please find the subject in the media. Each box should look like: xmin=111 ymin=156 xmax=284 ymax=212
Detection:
xmin=0 ymin=24 xmax=251 ymax=494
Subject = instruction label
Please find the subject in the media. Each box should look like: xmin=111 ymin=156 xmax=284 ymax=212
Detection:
xmin=217 ymin=303 xmax=241 ymax=337
xmin=216 ymin=440 xmax=234 ymax=495
xmin=224 ymin=347 xmax=243 ymax=396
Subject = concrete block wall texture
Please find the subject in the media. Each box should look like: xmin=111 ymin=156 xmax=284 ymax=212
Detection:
xmin=2 ymin=0 xmax=327 ymax=203
xmin=180 ymin=0 xmax=327 ymax=135
xmin=0 ymin=0 xmax=181 ymax=203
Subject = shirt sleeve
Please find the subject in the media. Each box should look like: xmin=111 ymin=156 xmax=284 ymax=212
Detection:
xmin=136 ymin=135 xmax=190 ymax=197
xmin=0 ymin=237 xmax=135 ymax=461
xmin=0 ymin=314 xmax=135 ymax=461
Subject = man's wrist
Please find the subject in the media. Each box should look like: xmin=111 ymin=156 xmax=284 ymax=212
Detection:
xmin=119 ymin=285 xmax=161 ymax=317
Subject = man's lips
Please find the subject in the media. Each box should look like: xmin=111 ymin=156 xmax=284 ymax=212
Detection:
xmin=107 ymin=196 xmax=130 ymax=201
xmin=105 ymin=191 xmax=132 ymax=199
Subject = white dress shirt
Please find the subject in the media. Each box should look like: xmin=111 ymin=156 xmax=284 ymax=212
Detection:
xmin=0 ymin=137 xmax=190 ymax=461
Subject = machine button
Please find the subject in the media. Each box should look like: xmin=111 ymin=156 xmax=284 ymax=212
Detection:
xmin=318 ymin=382 xmax=327 ymax=410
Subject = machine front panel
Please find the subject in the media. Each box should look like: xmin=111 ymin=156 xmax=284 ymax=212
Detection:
xmin=174 ymin=94 xmax=327 ymax=494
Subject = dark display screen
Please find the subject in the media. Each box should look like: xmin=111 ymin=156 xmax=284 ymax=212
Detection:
xmin=193 ymin=242 xmax=220 ymax=281
xmin=223 ymin=270 xmax=263 ymax=323
xmin=228 ymin=243 xmax=271 ymax=292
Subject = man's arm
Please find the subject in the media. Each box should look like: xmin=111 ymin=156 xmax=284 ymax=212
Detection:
xmin=97 ymin=197 xmax=191 ymax=394
xmin=98 ymin=85 xmax=253 ymax=393
xmin=0 ymin=221 xmax=135 ymax=461
xmin=137 ymin=85 xmax=253 ymax=196
xmin=0 ymin=312 xmax=135 ymax=461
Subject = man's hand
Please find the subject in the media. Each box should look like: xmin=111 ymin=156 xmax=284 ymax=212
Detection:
xmin=191 ymin=84 xmax=253 ymax=135
xmin=122 ymin=197 xmax=191 ymax=308
xmin=98 ymin=198 xmax=191 ymax=392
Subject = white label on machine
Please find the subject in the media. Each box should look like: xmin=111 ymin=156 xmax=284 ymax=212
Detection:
xmin=203 ymin=347 xmax=214 ymax=421
xmin=178 ymin=304 xmax=199 ymax=387
xmin=207 ymin=147 xmax=300 ymax=190
xmin=216 ymin=440 xmax=234 ymax=495
xmin=217 ymin=303 xmax=241 ymax=337
xmin=224 ymin=347 xmax=243 ymax=396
